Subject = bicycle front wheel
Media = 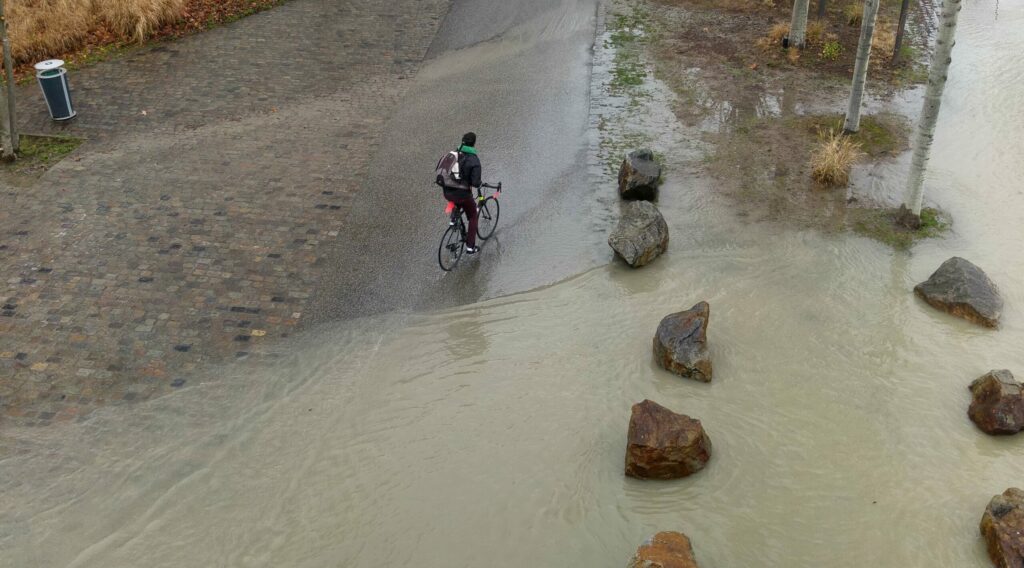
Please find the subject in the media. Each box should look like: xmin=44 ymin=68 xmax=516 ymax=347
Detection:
xmin=438 ymin=224 xmax=465 ymax=271
xmin=476 ymin=197 xmax=500 ymax=240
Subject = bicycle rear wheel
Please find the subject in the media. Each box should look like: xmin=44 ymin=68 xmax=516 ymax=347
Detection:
xmin=438 ymin=224 xmax=465 ymax=271
xmin=476 ymin=197 xmax=500 ymax=240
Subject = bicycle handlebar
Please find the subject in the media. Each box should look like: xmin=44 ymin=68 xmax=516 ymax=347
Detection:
xmin=481 ymin=182 xmax=502 ymax=190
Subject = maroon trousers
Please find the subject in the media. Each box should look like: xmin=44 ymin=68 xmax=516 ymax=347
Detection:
xmin=448 ymin=195 xmax=478 ymax=248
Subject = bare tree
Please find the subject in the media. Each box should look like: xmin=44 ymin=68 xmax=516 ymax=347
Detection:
xmin=843 ymin=0 xmax=880 ymax=133
xmin=0 ymin=0 xmax=16 ymax=159
xmin=902 ymin=0 xmax=962 ymax=221
xmin=892 ymin=0 xmax=911 ymax=63
xmin=789 ymin=0 xmax=811 ymax=48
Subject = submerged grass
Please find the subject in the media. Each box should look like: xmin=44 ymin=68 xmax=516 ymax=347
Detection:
xmin=850 ymin=206 xmax=950 ymax=249
xmin=799 ymin=113 xmax=908 ymax=156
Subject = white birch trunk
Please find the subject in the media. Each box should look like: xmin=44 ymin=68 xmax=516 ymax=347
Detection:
xmin=843 ymin=0 xmax=880 ymax=133
xmin=904 ymin=0 xmax=962 ymax=216
xmin=789 ymin=0 xmax=811 ymax=48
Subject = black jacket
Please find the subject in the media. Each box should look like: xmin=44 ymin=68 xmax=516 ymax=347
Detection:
xmin=444 ymin=150 xmax=481 ymax=200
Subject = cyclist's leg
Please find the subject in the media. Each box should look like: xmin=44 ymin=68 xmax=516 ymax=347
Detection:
xmin=463 ymin=198 xmax=478 ymax=248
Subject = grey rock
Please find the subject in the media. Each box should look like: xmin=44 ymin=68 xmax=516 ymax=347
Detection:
xmin=618 ymin=149 xmax=662 ymax=200
xmin=914 ymin=257 xmax=1003 ymax=328
xmin=608 ymin=201 xmax=669 ymax=268
xmin=653 ymin=302 xmax=712 ymax=382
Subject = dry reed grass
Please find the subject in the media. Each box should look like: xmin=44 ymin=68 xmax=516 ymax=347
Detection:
xmin=756 ymin=19 xmax=829 ymax=53
xmin=96 ymin=0 xmax=186 ymax=42
xmin=805 ymin=20 xmax=826 ymax=45
xmin=811 ymin=129 xmax=862 ymax=186
xmin=844 ymin=2 xmax=863 ymax=26
xmin=870 ymin=19 xmax=896 ymax=57
xmin=755 ymin=21 xmax=787 ymax=51
xmin=7 ymin=0 xmax=186 ymax=64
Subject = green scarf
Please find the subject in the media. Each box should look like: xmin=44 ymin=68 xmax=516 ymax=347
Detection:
xmin=458 ymin=144 xmax=477 ymax=155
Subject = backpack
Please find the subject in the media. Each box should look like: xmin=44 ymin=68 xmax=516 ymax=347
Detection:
xmin=435 ymin=150 xmax=469 ymax=190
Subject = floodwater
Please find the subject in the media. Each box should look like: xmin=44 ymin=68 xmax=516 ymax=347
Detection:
xmin=2 ymin=0 xmax=1024 ymax=566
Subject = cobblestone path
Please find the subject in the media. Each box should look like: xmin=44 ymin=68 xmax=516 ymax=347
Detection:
xmin=0 ymin=0 xmax=450 ymax=426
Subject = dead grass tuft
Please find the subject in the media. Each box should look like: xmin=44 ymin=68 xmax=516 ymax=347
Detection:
xmin=755 ymin=21 xmax=788 ymax=51
xmin=870 ymin=19 xmax=896 ymax=58
xmin=95 ymin=0 xmax=187 ymax=42
xmin=811 ymin=129 xmax=862 ymax=186
xmin=786 ymin=46 xmax=801 ymax=63
xmin=8 ymin=0 xmax=94 ymax=63
xmin=8 ymin=0 xmax=186 ymax=64
xmin=806 ymin=20 xmax=826 ymax=45
xmin=844 ymin=2 xmax=864 ymax=26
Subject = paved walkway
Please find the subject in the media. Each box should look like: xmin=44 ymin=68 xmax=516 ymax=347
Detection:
xmin=0 ymin=0 xmax=450 ymax=426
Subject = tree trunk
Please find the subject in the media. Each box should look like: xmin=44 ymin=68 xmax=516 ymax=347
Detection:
xmin=842 ymin=0 xmax=880 ymax=133
xmin=0 ymin=0 xmax=13 ymax=158
xmin=817 ymin=0 xmax=827 ymax=19
xmin=789 ymin=0 xmax=811 ymax=48
xmin=904 ymin=0 xmax=962 ymax=217
xmin=892 ymin=0 xmax=911 ymax=64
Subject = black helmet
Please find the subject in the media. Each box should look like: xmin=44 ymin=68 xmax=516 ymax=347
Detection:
xmin=461 ymin=132 xmax=477 ymax=147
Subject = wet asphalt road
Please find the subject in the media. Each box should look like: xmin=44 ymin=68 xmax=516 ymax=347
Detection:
xmin=310 ymin=0 xmax=604 ymax=322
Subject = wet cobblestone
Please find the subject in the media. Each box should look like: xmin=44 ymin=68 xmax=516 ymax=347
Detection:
xmin=0 ymin=0 xmax=450 ymax=427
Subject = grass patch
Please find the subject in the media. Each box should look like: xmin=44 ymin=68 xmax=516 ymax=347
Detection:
xmin=606 ymin=8 xmax=651 ymax=93
xmin=799 ymin=113 xmax=908 ymax=156
xmin=3 ymin=135 xmax=83 ymax=175
xmin=811 ymin=129 xmax=862 ymax=186
xmin=850 ymin=206 xmax=950 ymax=248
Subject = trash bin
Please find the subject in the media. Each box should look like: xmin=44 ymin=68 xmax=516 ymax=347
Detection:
xmin=34 ymin=59 xmax=76 ymax=121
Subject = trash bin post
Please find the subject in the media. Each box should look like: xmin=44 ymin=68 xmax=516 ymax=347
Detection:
xmin=34 ymin=59 xmax=75 ymax=121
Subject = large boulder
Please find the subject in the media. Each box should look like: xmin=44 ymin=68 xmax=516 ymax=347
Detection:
xmin=981 ymin=488 xmax=1024 ymax=568
xmin=653 ymin=302 xmax=712 ymax=382
xmin=914 ymin=257 xmax=1003 ymax=328
xmin=625 ymin=399 xmax=712 ymax=479
xmin=618 ymin=149 xmax=662 ymax=200
xmin=627 ymin=531 xmax=700 ymax=568
xmin=968 ymin=370 xmax=1024 ymax=435
xmin=608 ymin=201 xmax=669 ymax=268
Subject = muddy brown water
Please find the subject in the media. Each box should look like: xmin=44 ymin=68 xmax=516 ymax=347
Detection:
xmin=2 ymin=0 xmax=1024 ymax=566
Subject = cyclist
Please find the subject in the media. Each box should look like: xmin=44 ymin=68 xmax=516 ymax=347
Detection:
xmin=444 ymin=132 xmax=483 ymax=254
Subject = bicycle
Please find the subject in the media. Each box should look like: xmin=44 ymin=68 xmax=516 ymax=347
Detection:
xmin=438 ymin=182 xmax=502 ymax=272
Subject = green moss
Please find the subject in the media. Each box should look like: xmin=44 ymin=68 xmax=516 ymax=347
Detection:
xmin=3 ymin=135 xmax=83 ymax=174
xmin=849 ymin=206 xmax=950 ymax=249
xmin=606 ymin=7 xmax=652 ymax=94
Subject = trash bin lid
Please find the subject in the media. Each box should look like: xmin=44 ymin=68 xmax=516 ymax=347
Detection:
xmin=34 ymin=59 xmax=65 ymax=71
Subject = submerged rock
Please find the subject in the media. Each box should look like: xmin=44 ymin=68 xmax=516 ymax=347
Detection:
xmin=653 ymin=302 xmax=712 ymax=382
xmin=608 ymin=201 xmax=669 ymax=268
xmin=625 ymin=399 xmax=712 ymax=480
xmin=914 ymin=257 xmax=1003 ymax=328
xmin=627 ymin=531 xmax=700 ymax=568
xmin=968 ymin=370 xmax=1024 ymax=435
xmin=618 ymin=149 xmax=662 ymax=200
xmin=981 ymin=488 xmax=1024 ymax=568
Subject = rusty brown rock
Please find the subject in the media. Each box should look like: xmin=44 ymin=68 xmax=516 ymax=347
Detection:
xmin=627 ymin=531 xmax=700 ymax=568
xmin=625 ymin=400 xmax=712 ymax=480
xmin=981 ymin=488 xmax=1024 ymax=568
xmin=653 ymin=302 xmax=712 ymax=382
xmin=968 ymin=370 xmax=1024 ymax=435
